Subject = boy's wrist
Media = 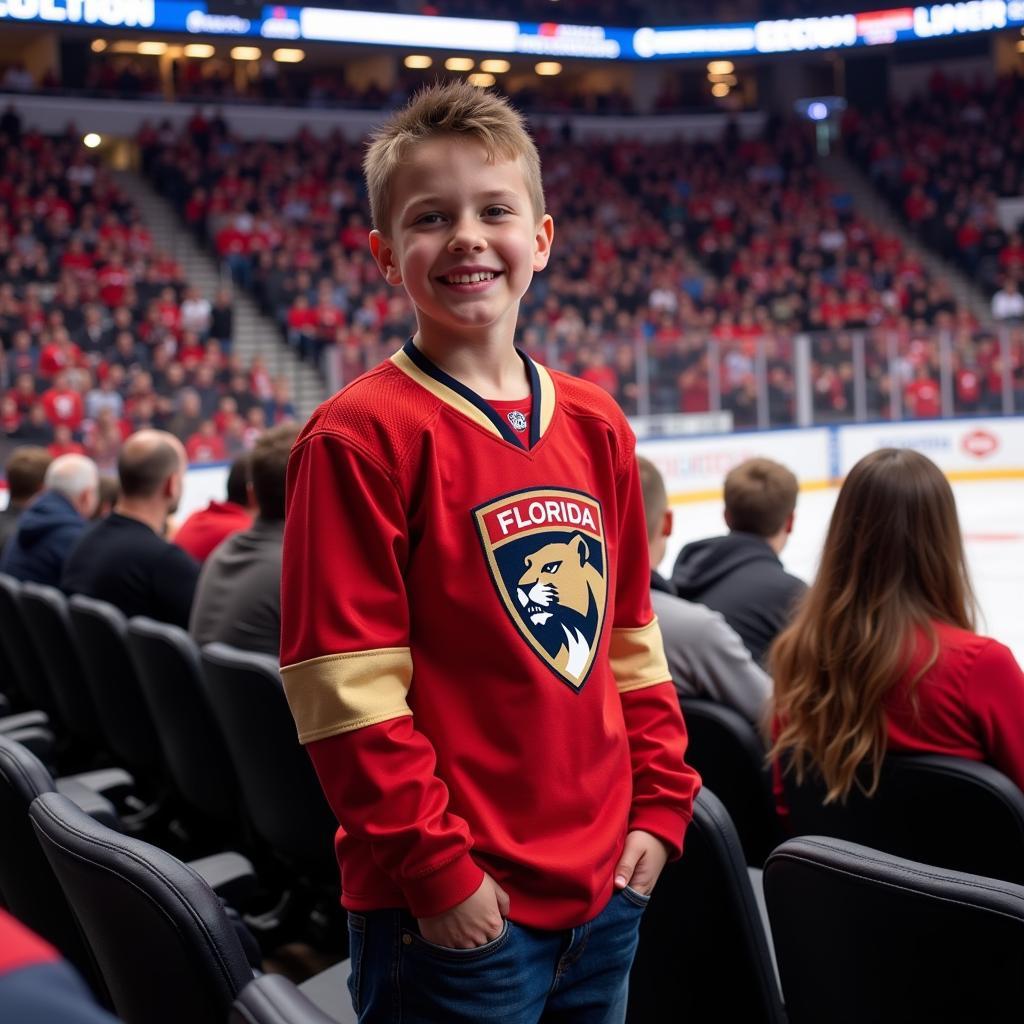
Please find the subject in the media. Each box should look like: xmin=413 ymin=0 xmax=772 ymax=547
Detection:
xmin=402 ymin=851 xmax=485 ymax=920
xmin=628 ymin=806 xmax=693 ymax=862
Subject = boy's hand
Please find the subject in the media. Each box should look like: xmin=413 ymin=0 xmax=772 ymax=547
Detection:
xmin=613 ymin=830 xmax=670 ymax=896
xmin=417 ymin=873 xmax=510 ymax=949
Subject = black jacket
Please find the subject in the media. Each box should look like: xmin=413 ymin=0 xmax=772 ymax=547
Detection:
xmin=671 ymin=531 xmax=806 ymax=666
xmin=0 ymin=491 xmax=87 ymax=587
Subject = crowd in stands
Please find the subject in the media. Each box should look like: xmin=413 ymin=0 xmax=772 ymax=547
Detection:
xmin=141 ymin=109 xmax=997 ymax=426
xmin=0 ymin=113 xmax=299 ymax=471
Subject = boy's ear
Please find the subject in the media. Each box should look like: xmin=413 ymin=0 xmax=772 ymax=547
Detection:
xmin=532 ymin=214 xmax=555 ymax=273
xmin=369 ymin=230 xmax=403 ymax=286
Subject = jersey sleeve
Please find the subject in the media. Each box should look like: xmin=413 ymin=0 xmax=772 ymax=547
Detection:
xmin=965 ymin=639 xmax=1024 ymax=792
xmin=280 ymin=431 xmax=482 ymax=917
xmin=610 ymin=443 xmax=701 ymax=857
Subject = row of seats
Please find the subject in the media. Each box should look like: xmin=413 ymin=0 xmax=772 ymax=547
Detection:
xmin=3 ymin=576 xmax=1024 ymax=1021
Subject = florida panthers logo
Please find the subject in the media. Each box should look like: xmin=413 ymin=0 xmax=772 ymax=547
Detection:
xmin=474 ymin=489 xmax=607 ymax=691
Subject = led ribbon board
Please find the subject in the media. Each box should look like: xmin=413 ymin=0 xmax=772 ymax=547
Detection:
xmin=1 ymin=0 xmax=1021 ymax=57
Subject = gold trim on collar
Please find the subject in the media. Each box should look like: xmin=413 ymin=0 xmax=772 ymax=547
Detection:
xmin=536 ymin=362 xmax=556 ymax=438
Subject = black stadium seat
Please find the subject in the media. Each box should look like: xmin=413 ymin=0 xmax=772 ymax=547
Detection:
xmin=766 ymin=836 xmax=1024 ymax=1024
xmin=626 ymin=788 xmax=786 ymax=1024
xmin=0 ymin=734 xmax=117 ymax=1002
xmin=21 ymin=582 xmax=107 ymax=755
xmin=126 ymin=617 xmax=243 ymax=837
xmin=199 ymin=643 xmax=337 ymax=881
xmin=68 ymin=595 xmax=164 ymax=785
xmin=781 ymin=753 xmax=1024 ymax=884
xmin=230 ymin=975 xmax=340 ymax=1024
xmin=679 ymin=697 xmax=780 ymax=865
xmin=0 ymin=573 xmax=61 ymax=723
xmin=29 ymin=792 xmax=350 ymax=1024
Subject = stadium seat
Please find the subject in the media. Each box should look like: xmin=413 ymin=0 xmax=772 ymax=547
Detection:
xmin=780 ymin=753 xmax=1024 ymax=884
xmin=0 ymin=734 xmax=118 ymax=1001
xmin=765 ymin=836 xmax=1024 ymax=1024
xmin=29 ymin=791 xmax=348 ymax=1024
xmin=0 ymin=573 xmax=61 ymax=723
xmin=21 ymin=582 xmax=107 ymax=756
xmin=679 ymin=697 xmax=780 ymax=865
xmin=125 ymin=617 xmax=243 ymax=839
xmin=626 ymin=787 xmax=785 ymax=1024
xmin=231 ymin=974 xmax=347 ymax=1024
xmin=199 ymin=643 xmax=337 ymax=882
xmin=68 ymin=595 xmax=164 ymax=786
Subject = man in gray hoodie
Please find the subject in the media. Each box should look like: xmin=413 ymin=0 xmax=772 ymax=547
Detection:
xmin=639 ymin=456 xmax=770 ymax=725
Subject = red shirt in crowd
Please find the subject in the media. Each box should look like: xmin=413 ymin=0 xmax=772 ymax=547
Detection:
xmin=41 ymin=387 xmax=84 ymax=430
xmin=173 ymin=499 xmax=253 ymax=562
xmin=906 ymin=377 xmax=941 ymax=417
xmin=185 ymin=431 xmax=227 ymax=465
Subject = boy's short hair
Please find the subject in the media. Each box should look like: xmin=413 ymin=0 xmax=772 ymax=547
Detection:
xmin=723 ymin=457 xmax=798 ymax=538
xmin=5 ymin=446 xmax=52 ymax=503
xmin=637 ymin=456 xmax=668 ymax=544
xmin=364 ymin=81 xmax=545 ymax=233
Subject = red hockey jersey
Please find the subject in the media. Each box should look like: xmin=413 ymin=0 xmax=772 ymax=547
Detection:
xmin=281 ymin=339 xmax=700 ymax=929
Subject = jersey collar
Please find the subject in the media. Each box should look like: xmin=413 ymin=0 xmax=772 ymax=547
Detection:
xmin=391 ymin=338 xmax=555 ymax=451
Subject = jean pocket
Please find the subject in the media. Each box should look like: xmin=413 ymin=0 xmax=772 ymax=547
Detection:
xmin=347 ymin=913 xmax=365 ymax=1013
xmin=620 ymin=885 xmax=652 ymax=908
xmin=403 ymin=919 xmax=512 ymax=963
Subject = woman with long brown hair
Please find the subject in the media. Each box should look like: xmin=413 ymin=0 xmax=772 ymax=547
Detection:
xmin=769 ymin=447 xmax=1024 ymax=808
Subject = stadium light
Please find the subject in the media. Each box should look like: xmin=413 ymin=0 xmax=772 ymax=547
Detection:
xmin=480 ymin=58 xmax=510 ymax=73
xmin=709 ymin=73 xmax=737 ymax=85
xmin=707 ymin=59 xmax=734 ymax=75
xmin=468 ymin=72 xmax=495 ymax=87
xmin=535 ymin=61 xmax=562 ymax=75
xmin=404 ymin=54 xmax=433 ymax=68
xmin=711 ymin=82 xmax=730 ymax=98
xmin=90 ymin=39 xmax=107 ymax=52
xmin=273 ymin=48 xmax=305 ymax=62
xmin=83 ymin=133 xmax=102 ymax=148
xmin=444 ymin=56 xmax=475 ymax=70
xmin=230 ymin=46 xmax=262 ymax=60
xmin=183 ymin=44 xmax=215 ymax=58
xmin=136 ymin=41 xmax=167 ymax=55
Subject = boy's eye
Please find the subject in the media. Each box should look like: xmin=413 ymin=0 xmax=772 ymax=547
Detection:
xmin=484 ymin=206 xmax=511 ymax=218
xmin=414 ymin=213 xmax=445 ymax=225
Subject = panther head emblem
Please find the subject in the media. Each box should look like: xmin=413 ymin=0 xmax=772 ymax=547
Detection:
xmin=516 ymin=533 xmax=601 ymax=681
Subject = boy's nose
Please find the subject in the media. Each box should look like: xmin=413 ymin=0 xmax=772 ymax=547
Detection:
xmin=447 ymin=222 xmax=487 ymax=253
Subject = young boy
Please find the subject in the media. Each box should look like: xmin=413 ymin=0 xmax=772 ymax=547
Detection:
xmin=280 ymin=82 xmax=700 ymax=1023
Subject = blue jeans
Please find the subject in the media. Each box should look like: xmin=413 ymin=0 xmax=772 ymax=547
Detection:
xmin=347 ymin=886 xmax=650 ymax=1023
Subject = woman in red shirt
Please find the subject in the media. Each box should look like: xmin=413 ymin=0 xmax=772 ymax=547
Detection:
xmin=770 ymin=447 xmax=1024 ymax=807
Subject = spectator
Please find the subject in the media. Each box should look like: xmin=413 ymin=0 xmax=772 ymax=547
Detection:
xmin=672 ymin=457 xmax=805 ymax=665
xmin=770 ymin=448 xmax=1024 ymax=806
xmin=93 ymin=475 xmax=120 ymax=519
xmin=185 ymin=419 xmax=227 ymax=464
xmin=992 ymin=278 xmax=1024 ymax=322
xmin=174 ymin=453 xmax=254 ymax=563
xmin=190 ymin=423 xmax=298 ymax=655
xmin=640 ymin=456 xmax=771 ymax=724
xmin=179 ymin=286 xmax=211 ymax=336
xmin=61 ymin=430 xmax=200 ymax=627
xmin=1 ymin=453 xmax=98 ymax=586
xmin=0 ymin=909 xmax=119 ymax=1024
xmin=0 ymin=446 xmax=52 ymax=553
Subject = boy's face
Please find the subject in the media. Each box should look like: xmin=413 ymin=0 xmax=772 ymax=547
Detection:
xmin=370 ymin=137 xmax=553 ymax=344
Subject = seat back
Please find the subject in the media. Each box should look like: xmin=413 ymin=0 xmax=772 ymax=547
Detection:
xmin=0 ymin=573 xmax=59 ymax=719
xmin=766 ymin=835 xmax=1024 ymax=1024
xmin=0 ymin=735 xmax=103 ymax=995
xmin=30 ymin=791 xmax=254 ymax=1024
xmin=679 ymin=697 xmax=779 ymax=864
xmin=200 ymin=643 xmax=336 ymax=876
xmin=21 ymin=582 xmax=105 ymax=750
xmin=67 ymin=595 xmax=162 ymax=777
xmin=627 ymin=788 xmax=785 ymax=1024
xmin=782 ymin=753 xmax=1024 ymax=884
xmin=126 ymin=617 xmax=241 ymax=828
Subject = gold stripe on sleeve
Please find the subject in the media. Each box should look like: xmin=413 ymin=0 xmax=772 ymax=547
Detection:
xmin=281 ymin=646 xmax=414 ymax=743
xmin=610 ymin=618 xmax=671 ymax=694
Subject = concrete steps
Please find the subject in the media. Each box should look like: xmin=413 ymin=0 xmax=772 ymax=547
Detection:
xmin=113 ymin=171 xmax=326 ymax=418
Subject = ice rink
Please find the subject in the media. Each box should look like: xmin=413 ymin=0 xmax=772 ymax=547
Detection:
xmin=658 ymin=479 xmax=1024 ymax=667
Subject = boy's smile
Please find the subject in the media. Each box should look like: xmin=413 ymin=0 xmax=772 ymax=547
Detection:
xmin=370 ymin=137 xmax=553 ymax=347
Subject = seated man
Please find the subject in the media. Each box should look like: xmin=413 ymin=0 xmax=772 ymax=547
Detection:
xmin=1 ymin=454 xmax=98 ymax=587
xmin=0 ymin=446 xmax=51 ymax=553
xmin=640 ymin=457 xmax=771 ymax=724
xmin=190 ymin=424 xmax=299 ymax=657
xmin=672 ymin=456 xmax=806 ymax=666
xmin=62 ymin=430 xmax=200 ymax=628
xmin=173 ymin=453 xmax=254 ymax=563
